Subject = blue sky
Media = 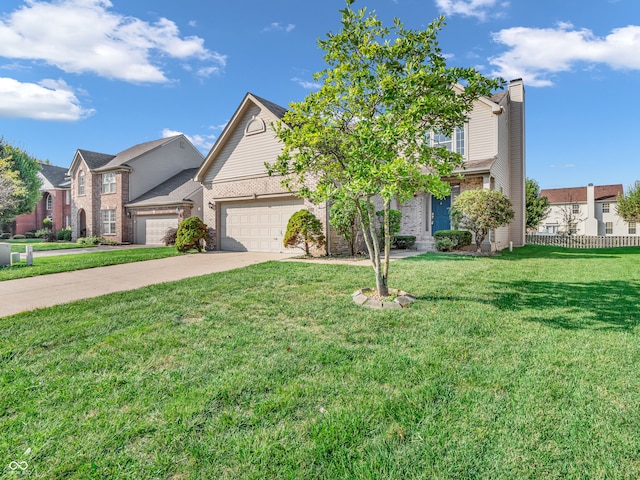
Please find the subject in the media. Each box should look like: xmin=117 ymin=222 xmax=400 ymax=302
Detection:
xmin=0 ymin=0 xmax=638 ymax=190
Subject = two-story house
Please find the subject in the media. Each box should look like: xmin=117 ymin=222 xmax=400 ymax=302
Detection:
xmin=539 ymin=183 xmax=629 ymax=235
xmin=195 ymin=79 xmax=526 ymax=253
xmin=68 ymin=135 xmax=204 ymax=244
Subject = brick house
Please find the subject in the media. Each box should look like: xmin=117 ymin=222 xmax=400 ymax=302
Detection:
xmin=196 ymin=80 xmax=526 ymax=254
xmin=68 ymin=135 xmax=204 ymax=244
xmin=539 ymin=184 xmax=629 ymax=236
xmin=14 ymin=164 xmax=72 ymax=235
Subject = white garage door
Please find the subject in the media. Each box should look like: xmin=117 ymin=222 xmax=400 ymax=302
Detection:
xmin=136 ymin=215 xmax=179 ymax=245
xmin=221 ymin=198 xmax=305 ymax=252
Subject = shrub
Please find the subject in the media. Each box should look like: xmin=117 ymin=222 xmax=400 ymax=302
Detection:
xmin=42 ymin=218 xmax=53 ymax=229
xmin=434 ymin=230 xmax=472 ymax=248
xmin=375 ymin=208 xmax=402 ymax=242
xmin=162 ymin=227 xmax=177 ymax=246
xmin=43 ymin=231 xmax=57 ymax=242
xmin=435 ymin=237 xmax=456 ymax=252
xmin=34 ymin=228 xmax=50 ymax=239
xmin=329 ymin=198 xmax=360 ymax=256
xmin=57 ymin=227 xmax=72 ymax=241
xmin=13 ymin=234 xmax=25 ymax=239
xmin=175 ymin=216 xmax=207 ymax=252
xmin=284 ymin=210 xmax=325 ymax=255
xmin=24 ymin=232 xmax=34 ymax=239
xmin=0 ymin=233 xmax=11 ymax=239
xmin=394 ymin=235 xmax=416 ymax=249
xmin=77 ymin=236 xmax=107 ymax=246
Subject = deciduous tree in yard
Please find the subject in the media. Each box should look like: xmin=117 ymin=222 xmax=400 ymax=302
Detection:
xmin=268 ymin=0 xmax=502 ymax=296
xmin=451 ymin=189 xmax=515 ymax=252
xmin=616 ymin=181 xmax=640 ymax=223
xmin=525 ymin=178 xmax=550 ymax=231
xmin=0 ymin=140 xmax=42 ymax=223
xmin=0 ymin=156 xmax=27 ymax=213
xmin=284 ymin=210 xmax=325 ymax=255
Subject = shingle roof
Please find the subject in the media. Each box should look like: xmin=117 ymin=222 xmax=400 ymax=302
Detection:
xmin=77 ymin=149 xmax=115 ymax=170
xmin=250 ymin=93 xmax=288 ymax=120
xmin=39 ymin=163 xmax=69 ymax=188
xmin=127 ymin=168 xmax=201 ymax=207
xmin=540 ymin=184 xmax=623 ymax=204
xmin=98 ymin=136 xmax=181 ymax=171
xmin=490 ymin=91 xmax=508 ymax=104
xmin=455 ymin=156 xmax=496 ymax=174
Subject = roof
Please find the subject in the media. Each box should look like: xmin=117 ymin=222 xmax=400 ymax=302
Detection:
xmin=455 ymin=156 xmax=497 ymax=174
xmin=76 ymin=149 xmax=115 ymax=170
xmin=38 ymin=163 xmax=69 ymax=188
xmin=490 ymin=91 xmax=508 ymax=104
xmin=540 ymin=184 xmax=623 ymax=204
xmin=250 ymin=93 xmax=287 ymax=120
xmin=126 ymin=168 xmax=201 ymax=207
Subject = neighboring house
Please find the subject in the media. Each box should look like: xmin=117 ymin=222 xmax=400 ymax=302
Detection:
xmin=68 ymin=135 xmax=204 ymax=244
xmin=538 ymin=183 xmax=629 ymax=236
xmin=196 ymin=80 xmax=526 ymax=254
xmin=14 ymin=163 xmax=71 ymax=235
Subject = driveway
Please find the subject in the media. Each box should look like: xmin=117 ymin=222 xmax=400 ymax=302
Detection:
xmin=0 ymin=251 xmax=295 ymax=318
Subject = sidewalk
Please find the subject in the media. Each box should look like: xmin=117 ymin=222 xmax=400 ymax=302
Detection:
xmin=0 ymin=251 xmax=295 ymax=318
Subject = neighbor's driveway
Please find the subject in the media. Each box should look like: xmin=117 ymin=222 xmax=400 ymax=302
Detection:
xmin=0 ymin=251 xmax=295 ymax=318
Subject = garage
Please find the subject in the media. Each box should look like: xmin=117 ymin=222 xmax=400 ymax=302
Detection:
xmin=135 ymin=215 xmax=179 ymax=245
xmin=220 ymin=198 xmax=305 ymax=252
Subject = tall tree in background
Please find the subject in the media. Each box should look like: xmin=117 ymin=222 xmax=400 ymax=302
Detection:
xmin=616 ymin=181 xmax=640 ymax=223
xmin=0 ymin=139 xmax=42 ymax=222
xmin=268 ymin=0 xmax=502 ymax=296
xmin=0 ymin=156 xmax=27 ymax=213
xmin=525 ymin=178 xmax=550 ymax=231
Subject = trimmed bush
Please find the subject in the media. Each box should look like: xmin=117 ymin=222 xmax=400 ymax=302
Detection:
xmin=162 ymin=227 xmax=177 ymax=246
xmin=77 ymin=236 xmax=108 ymax=246
xmin=24 ymin=232 xmax=35 ymax=239
xmin=12 ymin=234 xmax=25 ymax=239
xmin=0 ymin=233 xmax=11 ymax=239
xmin=435 ymin=237 xmax=456 ymax=252
xmin=434 ymin=230 xmax=472 ymax=248
xmin=394 ymin=235 xmax=416 ymax=249
xmin=284 ymin=210 xmax=325 ymax=255
xmin=57 ymin=227 xmax=72 ymax=241
xmin=175 ymin=216 xmax=207 ymax=252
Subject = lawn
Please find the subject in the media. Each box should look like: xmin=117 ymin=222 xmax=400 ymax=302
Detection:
xmin=1 ymin=246 xmax=639 ymax=479
xmin=0 ymin=247 xmax=181 ymax=281
xmin=5 ymin=239 xmax=93 ymax=253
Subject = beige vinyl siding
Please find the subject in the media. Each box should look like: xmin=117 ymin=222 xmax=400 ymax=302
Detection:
xmin=467 ymin=103 xmax=496 ymax=161
xmin=205 ymin=105 xmax=283 ymax=184
xmin=492 ymin=105 xmax=511 ymax=249
xmin=128 ymin=138 xmax=203 ymax=200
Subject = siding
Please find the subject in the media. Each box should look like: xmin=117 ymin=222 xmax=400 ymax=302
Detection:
xmin=492 ymin=101 xmax=511 ymax=249
xmin=467 ymin=103 xmax=496 ymax=161
xmin=204 ymin=104 xmax=283 ymax=184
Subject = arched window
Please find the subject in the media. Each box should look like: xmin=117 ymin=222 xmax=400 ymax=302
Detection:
xmin=45 ymin=193 xmax=53 ymax=210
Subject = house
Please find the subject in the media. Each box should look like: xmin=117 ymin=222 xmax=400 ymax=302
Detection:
xmin=14 ymin=163 xmax=72 ymax=235
xmin=538 ymin=183 xmax=629 ymax=235
xmin=195 ymin=80 xmax=526 ymax=253
xmin=68 ymin=135 xmax=204 ymax=244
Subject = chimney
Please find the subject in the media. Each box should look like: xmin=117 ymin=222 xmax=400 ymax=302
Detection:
xmin=585 ymin=183 xmax=598 ymax=235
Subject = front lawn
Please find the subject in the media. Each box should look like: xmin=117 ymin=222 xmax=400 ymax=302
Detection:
xmin=0 ymin=247 xmax=181 ymax=281
xmin=1 ymin=246 xmax=639 ymax=478
xmin=5 ymin=239 xmax=93 ymax=253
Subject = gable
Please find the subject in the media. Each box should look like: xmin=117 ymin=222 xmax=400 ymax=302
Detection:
xmin=202 ymin=102 xmax=283 ymax=184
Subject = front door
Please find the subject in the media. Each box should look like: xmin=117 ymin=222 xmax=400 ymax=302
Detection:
xmin=431 ymin=195 xmax=451 ymax=233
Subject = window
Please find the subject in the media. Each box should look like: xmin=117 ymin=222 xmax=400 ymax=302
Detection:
xmin=102 ymin=172 xmax=116 ymax=194
xmin=78 ymin=171 xmax=85 ymax=195
xmin=605 ymin=222 xmax=613 ymax=235
xmin=629 ymin=222 xmax=636 ymax=235
xmin=429 ymin=127 xmax=465 ymax=155
xmin=602 ymin=203 xmax=610 ymax=213
xmin=65 ymin=190 xmax=70 ymax=205
xmin=45 ymin=194 xmax=53 ymax=210
xmin=101 ymin=210 xmax=116 ymax=235
xmin=572 ymin=204 xmax=580 ymax=214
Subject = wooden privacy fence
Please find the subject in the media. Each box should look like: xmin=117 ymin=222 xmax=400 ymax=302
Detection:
xmin=526 ymin=234 xmax=640 ymax=248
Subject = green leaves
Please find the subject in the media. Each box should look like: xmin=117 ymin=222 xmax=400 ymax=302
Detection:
xmin=616 ymin=181 xmax=640 ymax=223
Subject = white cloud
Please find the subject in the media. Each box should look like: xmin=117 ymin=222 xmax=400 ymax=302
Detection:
xmin=490 ymin=24 xmax=640 ymax=87
xmin=262 ymin=22 xmax=295 ymax=33
xmin=550 ymin=164 xmax=576 ymax=169
xmin=291 ymin=77 xmax=321 ymax=90
xmin=0 ymin=77 xmax=94 ymax=121
xmin=161 ymin=128 xmax=216 ymax=152
xmin=0 ymin=0 xmax=226 ymax=83
xmin=434 ymin=0 xmax=507 ymax=21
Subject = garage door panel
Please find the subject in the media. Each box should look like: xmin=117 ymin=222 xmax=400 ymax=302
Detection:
xmin=136 ymin=215 xmax=179 ymax=245
xmin=221 ymin=198 xmax=305 ymax=252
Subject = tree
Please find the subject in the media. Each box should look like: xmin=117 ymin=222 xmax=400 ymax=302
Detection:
xmin=268 ymin=0 xmax=502 ymax=296
xmin=616 ymin=181 xmax=640 ymax=223
xmin=557 ymin=195 xmax=584 ymax=235
xmin=450 ymin=189 xmax=514 ymax=252
xmin=175 ymin=216 xmax=207 ymax=252
xmin=0 ymin=139 xmax=42 ymax=222
xmin=0 ymin=156 xmax=27 ymax=213
xmin=284 ymin=210 xmax=325 ymax=255
xmin=525 ymin=178 xmax=550 ymax=231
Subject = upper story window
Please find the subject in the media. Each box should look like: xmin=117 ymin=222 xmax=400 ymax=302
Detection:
xmin=429 ymin=127 xmax=465 ymax=155
xmin=102 ymin=172 xmax=116 ymax=194
xmin=45 ymin=193 xmax=53 ymax=210
xmin=602 ymin=203 xmax=610 ymax=213
xmin=65 ymin=190 xmax=70 ymax=205
xmin=572 ymin=204 xmax=580 ymax=214
xmin=78 ymin=170 xmax=85 ymax=195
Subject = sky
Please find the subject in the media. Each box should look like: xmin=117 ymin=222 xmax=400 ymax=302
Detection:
xmin=0 ymin=0 xmax=639 ymax=190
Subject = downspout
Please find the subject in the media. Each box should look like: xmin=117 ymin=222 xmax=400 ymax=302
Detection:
xmin=326 ymin=199 xmax=331 ymax=256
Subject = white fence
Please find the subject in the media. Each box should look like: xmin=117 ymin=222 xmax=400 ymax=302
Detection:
xmin=526 ymin=234 xmax=640 ymax=249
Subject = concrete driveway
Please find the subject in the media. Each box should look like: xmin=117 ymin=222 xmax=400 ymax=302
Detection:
xmin=0 ymin=251 xmax=295 ymax=318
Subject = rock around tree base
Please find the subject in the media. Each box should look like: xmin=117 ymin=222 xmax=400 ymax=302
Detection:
xmin=352 ymin=288 xmax=416 ymax=309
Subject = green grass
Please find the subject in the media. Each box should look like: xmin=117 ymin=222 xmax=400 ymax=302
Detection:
xmin=0 ymin=247 xmax=181 ymax=281
xmin=7 ymin=240 xmax=94 ymax=253
xmin=1 ymin=245 xmax=639 ymax=479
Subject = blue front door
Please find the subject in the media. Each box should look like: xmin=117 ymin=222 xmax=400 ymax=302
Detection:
xmin=431 ymin=195 xmax=451 ymax=233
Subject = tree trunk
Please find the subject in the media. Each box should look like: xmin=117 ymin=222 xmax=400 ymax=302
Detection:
xmin=356 ymin=197 xmax=389 ymax=297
